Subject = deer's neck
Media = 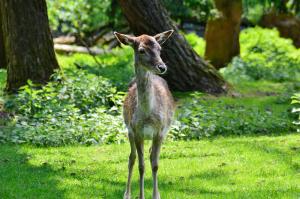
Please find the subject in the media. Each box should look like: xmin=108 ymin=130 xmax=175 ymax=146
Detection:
xmin=135 ymin=64 xmax=155 ymax=113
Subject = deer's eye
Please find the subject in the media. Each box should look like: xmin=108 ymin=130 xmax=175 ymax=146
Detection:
xmin=139 ymin=48 xmax=146 ymax=54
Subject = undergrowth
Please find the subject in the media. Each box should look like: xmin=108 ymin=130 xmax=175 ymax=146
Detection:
xmin=0 ymin=27 xmax=298 ymax=146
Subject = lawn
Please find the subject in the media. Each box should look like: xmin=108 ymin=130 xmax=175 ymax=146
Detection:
xmin=0 ymin=134 xmax=299 ymax=199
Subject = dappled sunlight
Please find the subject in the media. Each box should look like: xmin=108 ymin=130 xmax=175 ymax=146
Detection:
xmin=1 ymin=135 xmax=299 ymax=198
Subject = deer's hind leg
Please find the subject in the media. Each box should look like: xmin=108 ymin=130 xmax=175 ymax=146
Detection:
xmin=124 ymin=132 xmax=136 ymax=199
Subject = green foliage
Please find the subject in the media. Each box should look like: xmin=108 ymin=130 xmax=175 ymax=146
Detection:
xmin=1 ymin=70 xmax=126 ymax=146
xmin=243 ymin=3 xmax=265 ymax=24
xmin=162 ymin=0 xmax=214 ymax=23
xmin=170 ymin=94 xmax=295 ymax=140
xmin=47 ymin=0 xmax=112 ymax=34
xmin=222 ymin=27 xmax=300 ymax=82
xmin=243 ymin=0 xmax=300 ymax=24
xmin=56 ymin=47 xmax=134 ymax=91
xmin=184 ymin=33 xmax=206 ymax=56
xmin=0 ymin=69 xmax=6 ymax=97
xmin=291 ymin=93 xmax=300 ymax=131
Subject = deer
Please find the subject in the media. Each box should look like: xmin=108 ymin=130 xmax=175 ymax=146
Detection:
xmin=114 ymin=30 xmax=175 ymax=199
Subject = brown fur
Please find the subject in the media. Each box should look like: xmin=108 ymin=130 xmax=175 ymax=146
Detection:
xmin=123 ymin=76 xmax=175 ymax=128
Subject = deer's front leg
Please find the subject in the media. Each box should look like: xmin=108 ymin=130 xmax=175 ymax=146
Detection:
xmin=150 ymin=137 xmax=162 ymax=199
xmin=135 ymin=138 xmax=145 ymax=199
xmin=124 ymin=133 xmax=136 ymax=199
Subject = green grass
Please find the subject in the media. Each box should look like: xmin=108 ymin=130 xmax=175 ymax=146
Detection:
xmin=0 ymin=135 xmax=299 ymax=199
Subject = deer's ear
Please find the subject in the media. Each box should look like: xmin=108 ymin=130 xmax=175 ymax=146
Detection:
xmin=114 ymin=32 xmax=136 ymax=46
xmin=154 ymin=30 xmax=174 ymax=45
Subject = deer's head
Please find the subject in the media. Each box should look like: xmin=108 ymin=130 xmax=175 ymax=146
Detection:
xmin=114 ymin=30 xmax=174 ymax=75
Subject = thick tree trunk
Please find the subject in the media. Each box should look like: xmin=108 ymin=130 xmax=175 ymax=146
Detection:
xmin=0 ymin=0 xmax=59 ymax=92
xmin=260 ymin=11 xmax=300 ymax=48
xmin=0 ymin=12 xmax=6 ymax=69
xmin=118 ymin=0 xmax=227 ymax=94
xmin=205 ymin=0 xmax=242 ymax=69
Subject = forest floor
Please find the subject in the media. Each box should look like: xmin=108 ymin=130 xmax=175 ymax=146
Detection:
xmin=1 ymin=134 xmax=300 ymax=199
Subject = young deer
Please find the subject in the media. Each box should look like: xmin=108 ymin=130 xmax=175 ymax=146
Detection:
xmin=114 ymin=30 xmax=175 ymax=199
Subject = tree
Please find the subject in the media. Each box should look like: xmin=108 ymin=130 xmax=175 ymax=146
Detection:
xmin=205 ymin=0 xmax=242 ymax=69
xmin=0 ymin=0 xmax=59 ymax=92
xmin=0 ymin=12 xmax=5 ymax=69
xmin=118 ymin=0 xmax=227 ymax=94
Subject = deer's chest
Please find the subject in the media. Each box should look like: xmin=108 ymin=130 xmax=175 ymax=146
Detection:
xmin=132 ymin=111 xmax=162 ymax=140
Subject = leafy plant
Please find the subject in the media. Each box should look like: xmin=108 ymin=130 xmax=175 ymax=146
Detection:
xmin=162 ymin=0 xmax=214 ymax=23
xmin=47 ymin=0 xmax=112 ymax=34
xmin=1 ymin=70 xmax=126 ymax=146
xmin=170 ymin=94 xmax=295 ymax=140
xmin=185 ymin=33 xmax=206 ymax=56
xmin=222 ymin=27 xmax=300 ymax=82
xmin=291 ymin=93 xmax=300 ymax=132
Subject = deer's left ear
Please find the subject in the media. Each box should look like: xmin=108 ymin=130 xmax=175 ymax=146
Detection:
xmin=114 ymin=32 xmax=136 ymax=46
xmin=154 ymin=30 xmax=174 ymax=45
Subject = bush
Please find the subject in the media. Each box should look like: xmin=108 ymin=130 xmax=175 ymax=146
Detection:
xmin=291 ymin=93 xmax=300 ymax=132
xmin=170 ymin=93 xmax=295 ymax=140
xmin=162 ymin=0 xmax=214 ymax=23
xmin=56 ymin=47 xmax=134 ymax=90
xmin=47 ymin=0 xmax=112 ymax=34
xmin=185 ymin=33 xmax=206 ymax=56
xmin=222 ymin=27 xmax=300 ymax=82
xmin=1 ymin=70 xmax=126 ymax=146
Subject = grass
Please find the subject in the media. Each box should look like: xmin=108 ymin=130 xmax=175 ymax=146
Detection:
xmin=0 ymin=134 xmax=299 ymax=199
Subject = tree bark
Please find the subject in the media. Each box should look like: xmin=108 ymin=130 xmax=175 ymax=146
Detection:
xmin=118 ymin=0 xmax=227 ymax=94
xmin=260 ymin=11 xmax=300 ymax=48
xmin=0 ymin=0 xmax=59 ymax=92
xmin=0 ymin=11 xmax=6 ymax=69
xmin=205 ymin=0 xmax=242 ymax=69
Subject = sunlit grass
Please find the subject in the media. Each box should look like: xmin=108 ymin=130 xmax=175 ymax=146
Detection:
xmin=0 ymin=134 xmax=299 ymax=198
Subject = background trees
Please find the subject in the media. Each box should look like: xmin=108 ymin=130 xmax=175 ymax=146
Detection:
xmin=118 ymin=0 xmax=227 ymax=93
xmin=0 ymin=0 xmax=59 ymax=92
xmin=205 ymin=0 xmax=242 ymax=69
xmin=0 ymin=13 xmax=5 ymax=69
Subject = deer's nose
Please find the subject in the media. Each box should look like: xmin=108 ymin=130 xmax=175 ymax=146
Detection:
xmin=156 ymin=63 xmax=167 ymax=74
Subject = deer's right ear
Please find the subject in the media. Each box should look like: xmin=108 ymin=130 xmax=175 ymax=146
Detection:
xmin=114 ymin=32 xmax=135 ymax=46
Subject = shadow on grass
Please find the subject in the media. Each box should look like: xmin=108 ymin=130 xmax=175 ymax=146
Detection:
xmin=1 ymin=138 xmax=299 ymax=198
xmin=243 ymin=141 xmax=300 ymax=173
xmin=0 ymin=145 xmax=65 ymax=198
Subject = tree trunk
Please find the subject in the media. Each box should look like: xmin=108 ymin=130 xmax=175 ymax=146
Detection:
xmin=0 ymin=0 xmax=59 ymax=92
xmin=205 ymin=0 xmax=242 ymax=69
xmin=118 ymin=0 xmax=227 ymax=94
xmin=0 ymin=11 xmax=6 ymax=69
xmin=260 ymin=11 xmax=300 ymax=48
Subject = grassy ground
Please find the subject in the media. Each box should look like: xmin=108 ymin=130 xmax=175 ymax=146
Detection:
xmin=0 ymin=135 xmax=299 ymax=199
